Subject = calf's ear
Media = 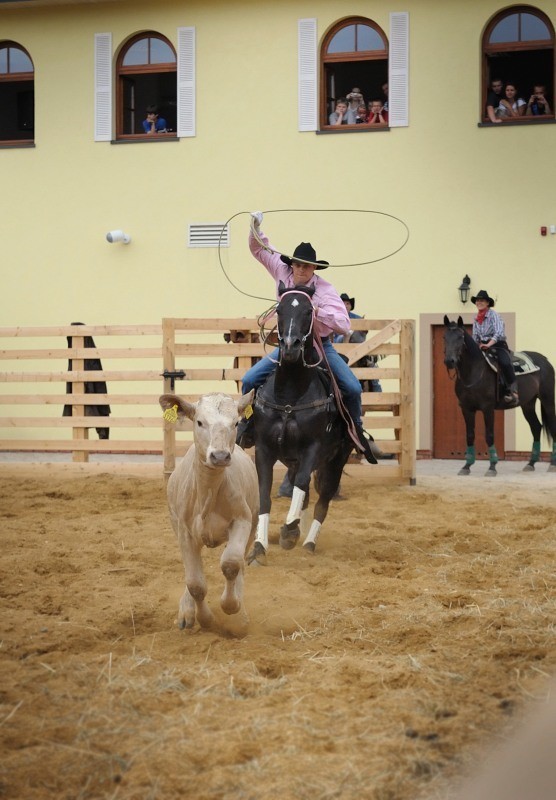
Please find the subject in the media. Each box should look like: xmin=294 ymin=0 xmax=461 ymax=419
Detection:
xmin=159 ymin=394 xmax=196 ymax=422
xmin=238 ymin=389 xmax=254 ymax=416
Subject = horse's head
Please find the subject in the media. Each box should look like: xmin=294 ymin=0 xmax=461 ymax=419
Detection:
xmin=276 ymin=281 xmax=316 ymax=364
xmin=443 ymin=315 xmax=466 ymax=369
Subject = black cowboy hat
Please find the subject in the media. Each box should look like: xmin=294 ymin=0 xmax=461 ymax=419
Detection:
xmin=280 ymin=242 xmax=329 ymax=270
xmin=471 ymin=289 xmax=495 ymax=307
xmin=340 ymin=293 xmax=355 ymax=309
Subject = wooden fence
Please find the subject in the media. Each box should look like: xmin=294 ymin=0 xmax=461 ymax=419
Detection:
xmin=0 ymin=318 xmax=415 ymax=484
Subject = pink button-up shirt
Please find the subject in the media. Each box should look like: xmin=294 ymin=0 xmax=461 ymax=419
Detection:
xmin=249 ymin=230 xmax=350 ymax=339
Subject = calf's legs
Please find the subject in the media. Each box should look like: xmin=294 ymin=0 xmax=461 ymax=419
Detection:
xmin=219 ymin=519 xmax=251 ymax=615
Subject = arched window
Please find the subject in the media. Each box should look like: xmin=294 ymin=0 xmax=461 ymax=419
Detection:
xmin=0 ymin=41 xmax=34 ymax=144
xmin=321 ymin=17 xmax=388 ymax=129
xmin=116 ymin=32 xmax=177 ymax=138
xmin=482 ymin=6 xmax=554 ymax=122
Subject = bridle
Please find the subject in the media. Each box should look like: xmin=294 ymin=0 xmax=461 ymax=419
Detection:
xmin=445 ymin=328 xmax=487 ymax=389
xmin=259 ymin=290 xmax=324 ymax=368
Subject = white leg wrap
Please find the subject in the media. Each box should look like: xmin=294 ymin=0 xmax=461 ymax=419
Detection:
xmin=286 ymin=487 xmax=305 ymax=525
xmin=302 ymin=520 xmax=322 ymax=548
xmin=256 ymin=513 xmax=270 ymax=549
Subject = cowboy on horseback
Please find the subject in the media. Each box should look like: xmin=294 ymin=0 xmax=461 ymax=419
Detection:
xmin=471 ymin=289 xmax=518 ymax=404
xmin=236 ymin=211 xmax=376 ymax=463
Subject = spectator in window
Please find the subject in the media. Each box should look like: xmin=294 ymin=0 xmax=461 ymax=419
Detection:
xmin=367 ymin=99 xmax=388 ymax=124
xmin=381 ymin=81 xmax=389 ymax=111
xmin=142 ymin=104 xmax=167 ymax=134
xmin=526 ymin=84 xmax=552 ymax=116
xmin=329 ymin=98 xmax=352 ymax=125
xmin=346 ymin=87 xmax=365 ymax=120
xmin=496 ymin=83 xmax=526 ymax=119
xmin=355 ymin=103 xmax=368 ymax=124
xmin=485 ymin=77 xmax=504 ymax=123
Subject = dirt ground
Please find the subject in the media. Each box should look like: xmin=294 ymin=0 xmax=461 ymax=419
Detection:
xmin=1 ymin=461 xmax=555 ymax=800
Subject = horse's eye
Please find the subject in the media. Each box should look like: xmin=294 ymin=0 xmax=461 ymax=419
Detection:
xmin=197 ymin=420 xmax=202 ymax=427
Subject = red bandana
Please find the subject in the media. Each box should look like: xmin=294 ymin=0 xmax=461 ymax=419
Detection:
xmin=476 ymin=308 xmax=488 ymax=324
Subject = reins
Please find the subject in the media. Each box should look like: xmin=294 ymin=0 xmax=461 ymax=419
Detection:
xmin=259 ymin=291 xmax=324 ymax=368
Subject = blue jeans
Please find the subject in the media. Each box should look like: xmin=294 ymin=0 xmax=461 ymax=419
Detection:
xmin=241 ymin=338 xmax=363 ymax=425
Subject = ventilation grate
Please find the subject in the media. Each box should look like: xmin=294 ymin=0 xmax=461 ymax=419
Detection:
xmin=188 ymin=223 xmax=229 ymax=248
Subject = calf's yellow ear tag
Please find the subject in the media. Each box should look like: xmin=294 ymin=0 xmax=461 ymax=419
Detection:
xmin=244 ymin=404 xmax=253 ymax=419
xmin=163 ymin=404 xmax=178 ymax=423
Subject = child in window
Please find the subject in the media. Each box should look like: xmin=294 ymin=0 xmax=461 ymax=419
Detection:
xmin=367 ymin=99 xmax=388 ymax=124
xmin=355 ymin=103 xmax=368 ymax=123
xmin=329 ymin=98 xmax=352 ymax=125
xmin=142 ymin=104 xmax=167 ymax=133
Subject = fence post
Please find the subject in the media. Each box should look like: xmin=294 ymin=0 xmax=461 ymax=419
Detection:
xmin=399 ymin=320 xmax=416 ymax=483
xmin=162 ymin=318 xmax=176 ymax=480
xmin=71 ymin=334 xmax=89 ymax=463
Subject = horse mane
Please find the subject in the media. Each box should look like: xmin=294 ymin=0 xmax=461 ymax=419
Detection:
xmin=445 ymin=317 xmax=481 ymax=357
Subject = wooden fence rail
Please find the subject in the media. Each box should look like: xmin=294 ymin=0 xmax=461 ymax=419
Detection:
xmin=0 ymin=319 xmax=415 ymax=483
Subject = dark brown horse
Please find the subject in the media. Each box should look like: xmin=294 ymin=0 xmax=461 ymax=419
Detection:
xmin=443 ymin=316 xmax=556 ymax=476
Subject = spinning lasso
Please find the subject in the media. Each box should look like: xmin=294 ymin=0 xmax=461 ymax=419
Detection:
xmin=217 ymin=209 xmax=410 ymax=302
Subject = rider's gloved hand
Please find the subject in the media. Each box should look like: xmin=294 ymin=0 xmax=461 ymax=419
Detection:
xmin=250 ymin=211 xmax=263 ymax=229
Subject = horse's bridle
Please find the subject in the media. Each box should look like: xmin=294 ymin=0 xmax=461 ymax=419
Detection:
xmin=445 ymin=328 xmax=487 ymax=389
xmin=259 ymin=290 xmax=324 ymax=368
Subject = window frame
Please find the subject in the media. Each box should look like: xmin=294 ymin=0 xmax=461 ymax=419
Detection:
xmin=482 ymin=5 xmax=555 ymax=124
xmin=0 ymin=40 xmax=34 ymax=146
xmin=320 ymin=16 xmax=389 ymax=132
xmin=115 ymin=32 xmax=177 ymax=140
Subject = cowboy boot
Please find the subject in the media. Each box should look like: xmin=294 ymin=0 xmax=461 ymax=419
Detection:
xmin=355 ymin=425 xmax=378 ymax=464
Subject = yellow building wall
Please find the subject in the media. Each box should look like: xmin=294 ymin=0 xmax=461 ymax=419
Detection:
xmin=1 ymin=0 xmax=555 ymax=452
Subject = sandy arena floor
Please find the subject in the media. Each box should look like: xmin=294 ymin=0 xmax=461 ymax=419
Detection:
xmin=1 ymin=459 xmax=555 ymax=800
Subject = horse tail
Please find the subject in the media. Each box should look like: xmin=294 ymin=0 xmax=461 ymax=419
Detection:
xmin=541 ymin=405 xmax=554 ymax=448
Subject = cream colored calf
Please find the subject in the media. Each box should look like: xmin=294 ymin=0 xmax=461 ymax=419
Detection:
xmin=159 ymin=391 xmax=258 ymax=630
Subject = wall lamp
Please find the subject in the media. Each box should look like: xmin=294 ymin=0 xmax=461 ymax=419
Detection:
xmin=106 ymin=230 xmax=131 ymax=244
xmin=458 ymin=274 xmax=471 ymax=304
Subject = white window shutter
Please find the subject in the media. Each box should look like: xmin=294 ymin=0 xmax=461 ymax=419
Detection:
xmin=94 ymin=33 xmax=112 ymax=141
xmin=298 ymin=18 xmax=318 ymax=132
xmin=389 ymin=12 xmax=409 ymax=127
xmin=177 ymin=26 xmax=195 ymax=137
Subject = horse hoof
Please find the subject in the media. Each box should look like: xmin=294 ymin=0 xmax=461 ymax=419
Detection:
xmin=280 ymin=522 xmax=300 ymax=550
xmin=485 ymin=468 xmax=497 ymax=477
xmin=303 ymin=541 xmax=316 ymax=554
xmin=247 ymin=541 xmax=267 ymax=566
xmin=522 ymin=464 xmax=535 ymax=472
xmin=548 ymin=464 xmax=556 ymax=473
xmin=458 ymin=467 xmax=470 ymax=476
